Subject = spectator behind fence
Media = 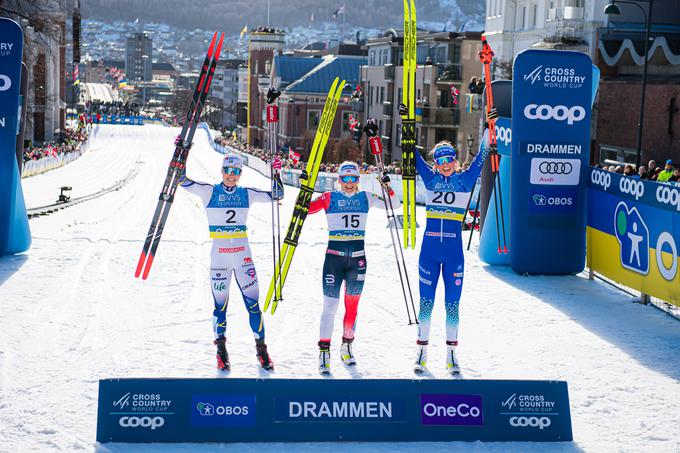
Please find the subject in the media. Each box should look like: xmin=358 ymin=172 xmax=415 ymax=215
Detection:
xmin=623 ymin=164 xmax=636 ymax=176
xmin=637 ymin=165 xmax=648 ymax=179
xmin=657 ymin=159 xmax=674 ymax=182
xmin=670 ymin=165 xmax=679 ymax=182
xmin=646 ymin=159 xmax=658 ymax=179
xmin=468 ymin=77 xmax=478 ymax=93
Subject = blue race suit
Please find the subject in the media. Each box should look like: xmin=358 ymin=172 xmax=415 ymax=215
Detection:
xmin=180 ymin=176 xmax=283 ymax=341
xmin=416 ymin=148 xmax=488 ymax=345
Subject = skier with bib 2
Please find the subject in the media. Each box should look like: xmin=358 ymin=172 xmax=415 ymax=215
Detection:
xmin=179 ymin=153 xmax=283 ymax=371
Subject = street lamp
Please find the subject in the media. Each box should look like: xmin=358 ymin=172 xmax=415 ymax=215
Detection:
xmin=605 ymin=0 xmax=654 ymax=169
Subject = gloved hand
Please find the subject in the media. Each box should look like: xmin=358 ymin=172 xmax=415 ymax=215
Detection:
xmin=363 ymin=120 xmax=379 ymax=138
xmin=487 ymin=106 xmax=499 ymax=121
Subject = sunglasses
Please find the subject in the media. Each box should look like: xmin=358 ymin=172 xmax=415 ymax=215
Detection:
xmin=435 ymin=156 xmax=456 ymax=166
xmin=223 ymin=167 xmax=242 ymax=176
xmin=339 ymin=175 xmax=359 ymax=184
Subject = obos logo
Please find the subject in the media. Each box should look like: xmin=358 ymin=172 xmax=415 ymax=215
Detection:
xmin=590 ymin=169 xmax=611 ymax=191
xmin=523 ymin=104 xmax=586 ymax=125
xmin=0 ymin=74 xmax=10 ymax=92
xmin=496 ymin=126 xmax=511 ymax=147
xmin=656 ymin=185 xmax=680 ymax=211
xmin=619 ymin=177 xmax=644 ymax=200
xmin=614 ymin=202 xmax=649 ymax=275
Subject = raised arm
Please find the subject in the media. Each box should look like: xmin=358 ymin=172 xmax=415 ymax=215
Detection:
xmin=179 ymin=172 xmax=214 ymax=206
xmin=415 ymin=150 xmax=435 ymax=186
xmin=459 ymin=143 xmax=490 ymax=191
xmin=246 ymin=177 xmax=284 ymax=204
xmin=308 ymin=191 xmax=331 ymax=214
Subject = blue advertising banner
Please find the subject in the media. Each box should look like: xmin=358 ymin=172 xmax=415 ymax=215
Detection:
xmin=511 ymin=50 xmax=593 ymax=274
xmin=0 ymin=18 xmax=30 ymax=255
xmin=96 ymin=378 xmax=572 ymax=443
xmin=587 ymin=167 xmax=680 ymax=305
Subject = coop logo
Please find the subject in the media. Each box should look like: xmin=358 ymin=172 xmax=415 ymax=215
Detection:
xmin=0 ymin=74 xmax=11 ymax=92
xmin=509 ymin=416 xmax=551 ymax=430
xmin=112 ymin=392 xmax=172 ymax=413
xmin=619 ymin=177 xmax=645 ymax=200
xmin=191 ymin=395 xmax=256 ymax=427
xmin=530 ymin=158 xmax=580 ymax=185
xmin=496 ymin=125 xmax=511 ymax=147
xmin=614 ymin=202 xmax=650 ymax=275
xmin=523 ymin=104 xmax=586 ymax=125
xmin=590 ymin=169 xmax=611 ymax=191
xmin=119 ymin=416 xmax=165 ymax=430
xmin=656 ymin=185 xmax=680 ymax=211
xmin=420 ymin=394 xmax=484 ymax=426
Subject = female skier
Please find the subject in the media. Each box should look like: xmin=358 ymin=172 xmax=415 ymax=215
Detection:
xmin=414 ymin=141 xmax=488 ymax=375
xmin=179 ymin=153 xmax=283 ymax=371
xmin=308 ymin=161 xmax=399 ymax=374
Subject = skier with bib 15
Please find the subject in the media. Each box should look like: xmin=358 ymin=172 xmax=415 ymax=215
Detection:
xmin=307 ymin=161 xmax=400 ymax=374
xmin=179 ymin=151 xmax=283 ymax=372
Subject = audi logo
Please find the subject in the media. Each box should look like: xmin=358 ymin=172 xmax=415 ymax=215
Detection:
xmin=539 ymin=162 xmax=573 ymax=174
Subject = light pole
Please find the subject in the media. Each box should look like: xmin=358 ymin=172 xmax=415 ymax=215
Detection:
xmin=605 ymin=0 xmax=654 ymax=169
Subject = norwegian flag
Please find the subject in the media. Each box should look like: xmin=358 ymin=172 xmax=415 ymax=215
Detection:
xmin=348 ymin=115 xmax=359 ymax=131
xmin=289 ymin=149 xmax=301 ymax=165
xmin=46 ymin=144 xmax=58 ymax=157
xmin=272 ymin=156 xmax=282 ymax=170
xmin=450 ymin=85 xmax=460 ymax=105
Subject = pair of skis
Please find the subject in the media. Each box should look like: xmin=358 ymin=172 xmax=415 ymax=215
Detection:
xmin=265 ymin=87 xmax=284 ymax=307
xmin=401 ymin=0 xmax=417 ymax=249
xmin=263 ymin=77 xmax=347 ymax=314
xmin=475 ymin=36 xmax=508 ymax=254
xmin=363 ymin=120 xmax=418 ymax=325
xmin=135 ymin=32 xmax=225 ymax=280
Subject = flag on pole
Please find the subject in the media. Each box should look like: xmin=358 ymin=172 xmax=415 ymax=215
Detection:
xmin=450 ymin=85 xmax=459 ymax=105
xmin=73 ymin=64 xmax=80 ymax=85
xmin=331 ymin=4 xmax=345 ymax=19
xmin=240 ymin=25 xmax=248 ymax=40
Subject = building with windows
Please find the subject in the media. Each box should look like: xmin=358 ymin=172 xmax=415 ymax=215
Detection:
xmin=210 ymin=59 xmax=244 ymax=130
xmin=126 ymin=32 xmax=152 ymax=82
xmin=360 ymin=30 xmax=483 ymax=164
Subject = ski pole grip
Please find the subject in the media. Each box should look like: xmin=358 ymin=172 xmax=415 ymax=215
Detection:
xmin=369 ymin=136 xmax=383 ymax=155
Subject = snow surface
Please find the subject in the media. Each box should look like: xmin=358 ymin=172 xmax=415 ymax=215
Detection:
xmin=1 ymin=124 xmax=679 ymax=452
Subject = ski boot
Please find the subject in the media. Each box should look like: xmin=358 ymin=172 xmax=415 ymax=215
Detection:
xmin=446 ymin=342 xmax=460 ymax=375
xmin=214 ymin=337 xmax=230 ymax=371
xmin=413 ymin=341 xmax=428 ymax=374
xmin=340 ymin=337 xmax=356 ymax=366
xmin=256 ymin=339 xmax=274 ymax=371
xmin=318 ymin=340 xmax=331 ymax=374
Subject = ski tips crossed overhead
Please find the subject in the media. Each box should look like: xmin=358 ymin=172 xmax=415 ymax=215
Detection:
xmin=135 ymin=31 xmax=224 ymax=281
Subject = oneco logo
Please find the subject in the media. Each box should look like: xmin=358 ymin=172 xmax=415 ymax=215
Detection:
xmin=619 ymin=177 xmax=645 ymax=200
xmin=119 ymin=416 xmax=165 ymax=430
xmin=0 ymin=74 xmax=11 ymax=92
xmin=523 ymin=104 xmax=586 ymax=125
xmin=422 ymin=402 xmax=480 ymax=418
xmin=590 ymin=169 xmax=611 ymax=191
xmin=509 ymin=416 xmax=551 ymax=430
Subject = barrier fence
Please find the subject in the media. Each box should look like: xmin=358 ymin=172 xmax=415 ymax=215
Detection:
xmin=21 ymin=125 xmax=99 ymax=178
xmin=199 ymin=123 xmax=428 ymax=204
xmin=586 ymin=166 xmax=680 ymax=308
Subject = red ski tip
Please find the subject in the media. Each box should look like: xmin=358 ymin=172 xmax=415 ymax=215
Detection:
xmin=497 ymin=247 xmax=502 ymax=254
xmin=135 ymin=252 xmax=146 ymax=278
xmin=206 ymin=31 xmax=217 ymax=58
xmin=142 ymin=254 xmax=155 ymax=280
xmin=214 ymin=33 xmax=225 ymax=61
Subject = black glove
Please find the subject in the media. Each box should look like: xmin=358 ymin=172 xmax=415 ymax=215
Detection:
xmin=380 ymin=173 xmax=391 ymax=185
xmin=363 ymin=120 xmax=379 ymax=138
xmin=398 ymin=103 xmax=408 ymax=116
xmin=267 ymin=87 xmax=281 ymax=104
xmin=487 ymin=106 xmax=499 ymax=121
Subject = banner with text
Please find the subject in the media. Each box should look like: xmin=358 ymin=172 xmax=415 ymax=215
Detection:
xmin=587 ymin=167 xmax=680 ymax=306
xmin=97 ymin=378 xmax=572 ymax=443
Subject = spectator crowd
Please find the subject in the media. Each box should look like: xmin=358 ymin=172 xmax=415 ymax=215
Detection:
xmin=213 ymin=134 xmax=406 ymax=176
xmin=23 ymin=116 xmax=90 ymax=163
xmin=596 ymin=158 xmax=680 ymax=183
